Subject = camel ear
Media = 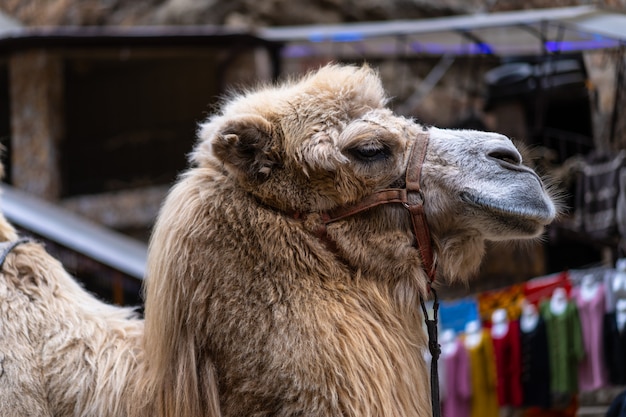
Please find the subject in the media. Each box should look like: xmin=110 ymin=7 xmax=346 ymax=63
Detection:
xmin=209 ymin=114 xmax=278 ymax=182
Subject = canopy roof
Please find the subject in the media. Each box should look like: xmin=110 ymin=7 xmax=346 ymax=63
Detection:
xmin=260 ymin=6 xmax=626 ymax=58
xmin=2 ymin=185 xmax=147 ymax=280
xmin=1 ymin=6 xmax=623 ymax=58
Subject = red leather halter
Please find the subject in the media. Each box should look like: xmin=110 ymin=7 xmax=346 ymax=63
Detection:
xmin=317 ymin=130 xmax=436 ymax=283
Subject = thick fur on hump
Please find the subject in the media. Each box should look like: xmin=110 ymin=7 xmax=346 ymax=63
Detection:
xmin=0 ymin=215 xmax=143 ymax=417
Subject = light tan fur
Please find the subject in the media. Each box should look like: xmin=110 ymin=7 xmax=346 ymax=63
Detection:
xmin=0 ymin=64 xmax=556 ymax=417
xmin=0 ymin=219 xmax=143 ymax=416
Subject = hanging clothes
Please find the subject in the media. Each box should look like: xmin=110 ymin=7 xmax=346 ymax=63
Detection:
xmin=603 ymin=312 xmax=626 ymax=385
xmin=520 ymin=316 xmax=552 ymax=409
xmin=440 ymin=298 xmax=480 ymax=333
xmin=569 ymin=265 xmax=621 ymax=313
xmin=606 ymin=260 xmax=626 ymax=312
xmin=605 ymin=268 xmax=620 ymax=313
xmin=617 ymin=165 xmax=626 ymax=252
xmin=465 ymin=330 xmax=499 ymax=417
xmin=573 ymin=150 xmax=626 ymax=241
xmin=477 ymin=284 xmax=524 ymax=322
xmin=539 ymin=299 xmax=584 ymax=395
xmin=442 ymin=338 xmax=472 ymax=417
xmin=491 ymin=319 xmax=523 ymax=407
xmin=571 ymin=283 xmax=609 ymax=391
xmin=524 ymin=272 xmax=572 ymax=306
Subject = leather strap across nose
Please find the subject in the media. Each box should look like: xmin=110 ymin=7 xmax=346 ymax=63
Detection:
xmin=318 ymin=130 xmax=436 ymax=283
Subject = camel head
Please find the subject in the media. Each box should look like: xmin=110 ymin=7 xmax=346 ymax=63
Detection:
xmin=194 ymin=64 xmax=556 ymax=287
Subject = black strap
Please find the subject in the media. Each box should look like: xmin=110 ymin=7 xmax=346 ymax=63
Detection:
xmin=420 ymin=285 xmax=441 ymax=417
xmin=0 ymin=238 xmax=33 ymax=270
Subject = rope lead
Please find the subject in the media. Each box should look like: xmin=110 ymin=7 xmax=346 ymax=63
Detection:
xmin=420 ymin=284 xmax=441 ymax=417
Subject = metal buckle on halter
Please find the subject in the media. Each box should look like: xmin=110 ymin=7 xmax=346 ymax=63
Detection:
xmin=403 ymin=188 xmax=424 ymax=209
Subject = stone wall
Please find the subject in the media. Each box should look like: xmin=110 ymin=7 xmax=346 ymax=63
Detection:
xmin=4 ymin=0 xmax=626 ymax=27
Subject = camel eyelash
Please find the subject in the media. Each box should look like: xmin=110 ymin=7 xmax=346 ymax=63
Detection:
xmin=347 ymin=142 xmax=391 ymax=162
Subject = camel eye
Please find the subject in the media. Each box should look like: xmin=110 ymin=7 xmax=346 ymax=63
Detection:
xmin=349 ymin=143 xmax=390 ymax=162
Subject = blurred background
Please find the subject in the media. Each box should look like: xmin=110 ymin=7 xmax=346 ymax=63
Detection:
xmin=1 ymin=1 xmax=626 ymax=413
xmin=0 ymin=1 xmax=623 ymax=310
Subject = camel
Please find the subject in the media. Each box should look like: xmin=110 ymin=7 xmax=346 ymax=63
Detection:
xmin=0 ymin=64 xmax=557 ymax=417
xmin=0 ymin=182 xmax=143 ymax=416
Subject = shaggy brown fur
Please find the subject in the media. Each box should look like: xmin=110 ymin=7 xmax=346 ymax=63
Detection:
xmin=0 ymin=64 xmax=556 ymax=417
xmin=0 ymin=222 xmax=143 ymax=417
xmin=138 ymin=64 xmax=556 ymax=417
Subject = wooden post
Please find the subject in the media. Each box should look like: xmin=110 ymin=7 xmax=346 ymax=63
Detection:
xmin=112 ymin=271 xmax=125 ymax=306
xmin=9 ymin=50 xmax=64 ymax=201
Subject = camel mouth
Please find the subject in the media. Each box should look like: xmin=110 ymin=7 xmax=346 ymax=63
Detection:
xmin=459 ymin=191 xmax=555 ymax=227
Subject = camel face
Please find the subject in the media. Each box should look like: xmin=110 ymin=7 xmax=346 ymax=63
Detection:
xmin=424 ymin=127 xmax=556 ymax=241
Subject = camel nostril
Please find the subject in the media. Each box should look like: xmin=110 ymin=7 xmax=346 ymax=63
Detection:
xmin=488 ymin=148 xmax=522 ymax=166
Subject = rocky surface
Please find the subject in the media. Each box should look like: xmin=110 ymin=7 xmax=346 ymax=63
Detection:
xmin=4 ymin=0 xmax=624 ymax=28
